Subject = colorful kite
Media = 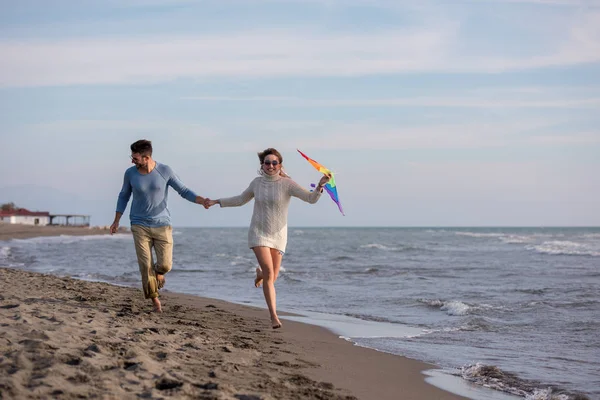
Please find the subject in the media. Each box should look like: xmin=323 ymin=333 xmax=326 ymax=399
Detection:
xmin=297 ymin=149 xmax=344 ymax=216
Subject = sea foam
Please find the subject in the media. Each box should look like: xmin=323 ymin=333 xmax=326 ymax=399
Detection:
xmin=12 ymin=233 xmax=131 ymax=245
xmin=0 ymin=246 xmax=10 ymax=259
xmin=440 ymin=301 xmax=470 ymax=316
xmin=460 ymin=363 xmax=588 ymax=400
xmin=526 ymin=241 xmax=600 ymax=257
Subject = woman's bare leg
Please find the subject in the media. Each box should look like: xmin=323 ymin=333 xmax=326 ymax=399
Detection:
xmin=255 ymin=249 xmax=282 ymax=287
xmin=254 ymin=267 xmax=263 ymax=288
xmin=252 ymin=246 xmax=282 ymax=328
xmin=270 ymin=248 xmax=283 ymax=282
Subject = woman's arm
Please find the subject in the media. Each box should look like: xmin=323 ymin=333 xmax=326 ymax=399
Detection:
xmin=287 ymin=175 xmax=329 ymax=204
xmin=214 ymin=180 xmax=255 ymax=208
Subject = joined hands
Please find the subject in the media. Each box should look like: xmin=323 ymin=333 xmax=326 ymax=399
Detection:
xmin=203 ymin=198 xmax=219 ymax=209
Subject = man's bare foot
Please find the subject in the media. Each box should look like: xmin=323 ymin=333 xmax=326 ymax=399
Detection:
xmin=271 ymin=315 xmax=282 ymax=329
xmin=254 ymin=267 xmax=263 ymax=288
xmin=152 ymin=297 xmax=162 ymax=313
xmin=157 ymin=274 xmax=165 ymax=290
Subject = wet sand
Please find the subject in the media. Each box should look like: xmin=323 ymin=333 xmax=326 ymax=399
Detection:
xmin=0 ymin=225 xmax=465 ymax=399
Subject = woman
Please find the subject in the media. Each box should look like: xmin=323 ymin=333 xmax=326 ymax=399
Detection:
xmin=204 ymin=148 xmax=330 ymax=329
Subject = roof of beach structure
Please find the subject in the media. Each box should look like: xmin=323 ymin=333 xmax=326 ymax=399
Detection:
xmin=0 ymin=208 xmax=50 ymax=217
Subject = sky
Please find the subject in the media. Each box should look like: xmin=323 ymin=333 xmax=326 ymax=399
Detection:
xmin=1 ymin=0 xmax=599 ymax=227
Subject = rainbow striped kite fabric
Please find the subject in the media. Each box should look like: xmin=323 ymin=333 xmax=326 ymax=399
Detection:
xmin=297 ymin=149 xmax=345 ymax=216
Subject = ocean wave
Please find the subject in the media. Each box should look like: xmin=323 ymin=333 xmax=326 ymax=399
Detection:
xmin=0 ymin=246 xmax=26 ymax=267
xmin=516 ymin=288 xmax=549 ymax=295
xmin=74 ymin=272 xmax=138 ymax=284
xmin=455 ymin=232 xmax=505 ymax=238
xmin=11 ymin=233 xmax=131 ymax=245
xmin=344 ymin=313 xmax=398 ymax=323
xmin=419 ymin=299 xmax=507 ymax=317
xmin=459 ymin=363 xmax=589 ymax=400
xmin=417 ymin=298 xmax=471 ymax=316
xmin=440 ymin=301 xmax=470 ymax=316
xmin=171 ymin=268 xmax=208 ymax=274
xmin=0 ymin=246 xmax=10 ymax=259
xmin=229 ymin=255 xmax=255 ymax=266
xmin=526 ymin=241 xmax=600 ymax=257
xmin=280 ymin=274 xmax=301 ymax=283
xmin=582 ymin=233 xmax=600 ymax=239
xmin=360 ymin=243 xmax=398 ymax=251
xmin=421 ymin=326 xmax=463 ymax=335
xmin=500 ymin=235 xmax=536 ymax=244
xmin=344 ymin=266 xmax=384 ymax=275
xmin=461 ymin=317 xmax=493 ymax=331
xmin=417 ymin=298 xmax=445 ymax=308
xmin=331 ymin=255 xmax=354 ymax=261
xmin=359 ymin=243 xmax=421 ymax=252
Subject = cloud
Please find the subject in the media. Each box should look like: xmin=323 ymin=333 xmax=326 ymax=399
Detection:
xmin=0 ymin=29 xmax=449 ymax=87
xmin=270 ymin=120 xmax=563 ymax=151
xmin=109 ymin=0 xmax=600 ymax=6
xmin=1 ymin=9 xmax=599 ymax=87
xmin=181 ymin=85 xmax=600 ymax=110
xmin=22 ymin=119 xmax=218 ymax=136
xmin=528 ymin=131 xmax=600 ymax=144
xmin=477 ymin=0 xmax=600 ymax=5
xmin=182 ymin=95 xmax=600 ymax=109
xmin=13 ymin=116 xmax=587 ymax=154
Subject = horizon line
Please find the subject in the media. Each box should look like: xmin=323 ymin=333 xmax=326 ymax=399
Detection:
xmin=166 ymin=225 xmax=600 ymax=229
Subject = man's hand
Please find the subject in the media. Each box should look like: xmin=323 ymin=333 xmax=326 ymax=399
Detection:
xmin=195 ymin=195 xmax=210 ymax=209
xmin=110 ymin=222 xmax=119 ymax=235
xmin=204 ymin=198 xmax=219 ymax=208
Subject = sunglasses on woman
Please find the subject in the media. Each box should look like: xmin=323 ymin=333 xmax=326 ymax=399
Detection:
xmin=263 ymin=160 xmax=279 ymax=166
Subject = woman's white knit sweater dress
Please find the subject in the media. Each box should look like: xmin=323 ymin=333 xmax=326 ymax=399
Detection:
xmin=219 ymin=174 xmax=322 ymax=253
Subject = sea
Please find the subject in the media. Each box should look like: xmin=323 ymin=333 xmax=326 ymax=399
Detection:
xmin=1 ymin=227 xmax=598 ymax=400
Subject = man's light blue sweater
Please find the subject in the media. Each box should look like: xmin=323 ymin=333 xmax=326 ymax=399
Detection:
xmin=116 ymin=163 xmax=197 ymax=227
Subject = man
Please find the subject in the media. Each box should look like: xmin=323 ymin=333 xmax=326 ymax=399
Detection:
xmin=110 ymin=139 xmax=206 ymax=312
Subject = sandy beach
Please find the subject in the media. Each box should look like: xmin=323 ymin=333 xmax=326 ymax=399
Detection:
xmin=0 ymin=226 xmax=466 ymax=400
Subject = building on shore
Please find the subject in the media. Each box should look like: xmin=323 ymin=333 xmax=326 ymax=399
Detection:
xmin=0 ymin=208 xmax=90 ymax=227
xmin=0 ymin=208 xmax=50 ymax=226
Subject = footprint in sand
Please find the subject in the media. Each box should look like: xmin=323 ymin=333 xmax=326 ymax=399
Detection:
xmin=155 ymin=376 xmax=183 ymax=390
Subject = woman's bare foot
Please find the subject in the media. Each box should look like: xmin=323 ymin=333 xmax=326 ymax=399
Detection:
xmin=152 ymin=297 xmax=162 ymax=313
xmin=271 ymin=315 xmax=282 ymax=329
xmin=157 ymin=274 xmax=165 ymax=290
xmin=254 ymin=267 xmax=263 ymax=288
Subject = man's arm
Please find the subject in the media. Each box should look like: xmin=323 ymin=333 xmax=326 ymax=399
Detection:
xmin=165 ymin=167 xmax=205 ymax=205
xmin=111 ymin=171 xmax=132 ymax=234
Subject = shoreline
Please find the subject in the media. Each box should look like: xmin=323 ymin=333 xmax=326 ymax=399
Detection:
xmin=0 ymin=224 xmax=119 ymax=241
xmin=0 ymin=224 xmax=471 ymax=399
xmin=0 ymin=267 xmax=467 ymax=400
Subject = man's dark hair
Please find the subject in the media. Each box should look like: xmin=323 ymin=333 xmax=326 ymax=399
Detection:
xmin=131 ymin=140 xmax=153 ymax=156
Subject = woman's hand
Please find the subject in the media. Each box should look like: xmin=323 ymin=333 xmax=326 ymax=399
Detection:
xmin=203 ymin=198 xmax=220 ymax=208
xmin=317 ymin=173 xmax=331 ymax=189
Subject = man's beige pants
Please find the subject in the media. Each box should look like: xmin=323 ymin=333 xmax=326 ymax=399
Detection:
xmin=130 ymin=225 xmax=173 ymax=299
